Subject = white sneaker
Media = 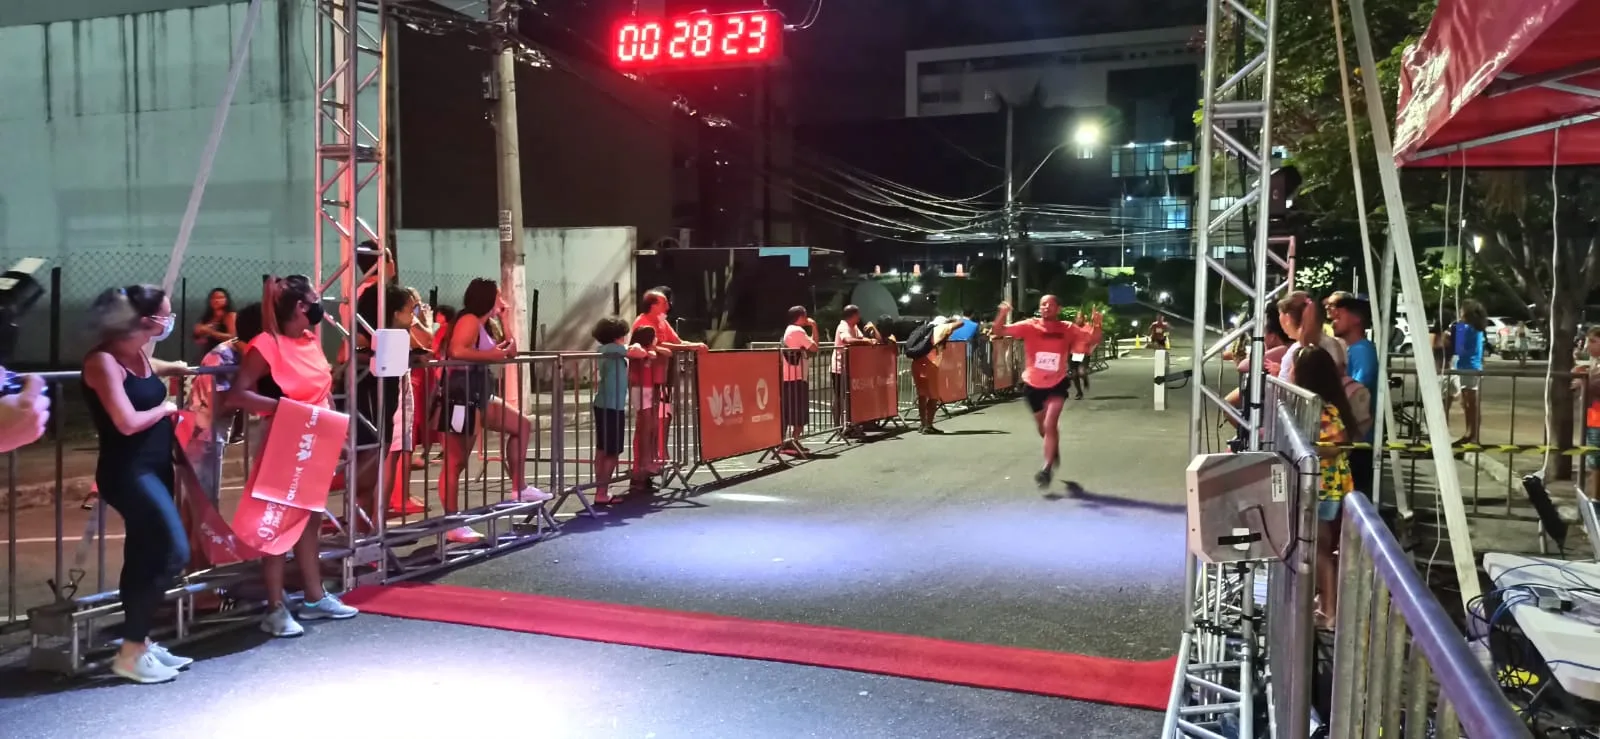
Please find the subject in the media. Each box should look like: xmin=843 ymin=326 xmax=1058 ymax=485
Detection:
xmin=261 ymin=604 xmax=305 ymax=638
xmin=513 ymin=486 xmax=553 ymax=503
xmin=146 ymin=643 xmax=194 ymax=670
xmin=299 ymin=593 xmax=359 ymax=621
xmin=446 ymin=526 xmax=484 ymax=544
xmin=111 ymin=651 xmax=180 ymax=684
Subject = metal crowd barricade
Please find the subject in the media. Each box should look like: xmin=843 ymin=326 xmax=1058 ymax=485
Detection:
xmin=1328 ymin=493 xmax=1529 ymax=738
xmin=1262 ymin=380 xmax=1322 ymax=738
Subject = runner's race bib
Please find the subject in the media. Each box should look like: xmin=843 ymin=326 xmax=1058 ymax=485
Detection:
xmin=1071 ymin=353 xmax=1086 ymax=362
xmin=1034 ymin=352 xmax=1061 ymax=372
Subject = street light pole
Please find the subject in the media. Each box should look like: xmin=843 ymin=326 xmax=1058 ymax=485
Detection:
xmin=1003 ymin=105 xmax=1016 ymax=308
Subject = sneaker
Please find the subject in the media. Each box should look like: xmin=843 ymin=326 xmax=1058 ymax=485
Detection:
xmin=111 ymin=651 xmax=180 ymax=684
xmin=146 ymin=643 xmax=194 ymax=670
xmin=261 ymin=604 xmax=305 ymax=638
xmin=513 ymin=486 xmax=553 ymax=503
xmin=446 ymin=526 xmax=484 ymax=544
xmin=300 ymin=593 xmax=359 ymax=621
xmin=1034 ymin=466 xmax=1054 ymax=489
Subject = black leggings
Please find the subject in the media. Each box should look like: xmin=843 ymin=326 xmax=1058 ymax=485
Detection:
xmin=99 ymin=469 xmax=189 ymax=643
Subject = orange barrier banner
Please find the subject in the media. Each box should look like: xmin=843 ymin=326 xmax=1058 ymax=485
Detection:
xmin=171 ymin=412 xmax=266 ymax=568
xmin=993 ymin=337 xmax=1016 ymax=391
xmin=696 ymin=351 xmax=784 ymax=462
xmin=938 ymin=342 xmax=969 ymax=404
xmin=232 ymin=399 xmax=349 ymax=555
xmin=847 ymin=344 xmax=899 ymax=424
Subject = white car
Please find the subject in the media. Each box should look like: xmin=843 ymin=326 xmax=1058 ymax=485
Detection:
xmin=1486 ymin=316 xmax=1547 ymax=359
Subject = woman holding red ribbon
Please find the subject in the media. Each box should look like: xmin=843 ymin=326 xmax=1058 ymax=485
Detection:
xmin=230 ymin=275 xmax=360 ymax=637
xmin=83 ymin=284 xmax=192 ymax=683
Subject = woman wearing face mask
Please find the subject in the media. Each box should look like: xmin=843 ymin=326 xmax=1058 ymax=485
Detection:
xmin=82 ymin=284 xmax=192 ymax=683
xmin=230 ymin=275 xmax=360 ymax=637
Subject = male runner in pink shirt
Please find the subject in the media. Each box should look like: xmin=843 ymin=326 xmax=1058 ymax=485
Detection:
xmin=992 ymin=295 xmax=1103 ymax=488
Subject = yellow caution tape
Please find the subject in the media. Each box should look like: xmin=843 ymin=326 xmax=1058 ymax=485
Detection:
xmin=1313 ymin=441 xmax=1600 ymax=456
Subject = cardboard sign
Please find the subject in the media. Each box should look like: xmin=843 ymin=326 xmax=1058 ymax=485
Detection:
xmin=938 ymin=342 xmax=969 ymax=404
xmin=696 ymin=351 xmax=783 ymax=462
xmin=846 ymin=344 xmax=899 ymax=424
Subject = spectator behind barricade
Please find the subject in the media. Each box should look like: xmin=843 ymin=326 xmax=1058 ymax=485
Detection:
xmin=1575 ymin=328 xmax=1600 ymax=495
xmin=1442 ymin=299 xmax=1488 ymax=447
xmin=906 ymin=317 xmax=961 ymax=434
xmin=338 ymin=240 xmax=397 ymax=366
xmin=781 ymin=306 xmax=820 ymax=455
xmin=1224 ymin=316 xmax=1292 ymax=428
xmin=403 ymin=288 xmax=437 ymax=471
xmin=628 ymin=325 xmax=662 ymax=495
xmin=833 ymin=305 xmax=875 ymax=434
xmin=592 ymin=317 xmax=650 ymax=504
xmin=82 ymin=284 xmax=192 ymax=683
xmin=358 ymin=283 xmax=424 ymax=516
xmin=192 ymin=287 xmax=237 ymax=353
xmin=185 ymin=303 xmax=264 ymax=503
xmin=1326 ymin=292 xmax=1379 ymax=493
xmin=1292 ymin=346 xmax=1355 ymax=630
xmin=372 ymin=285 xmax=423 ymax=516
xmin=1276 ymin=291 xmax=1347 ymax=383
xmin=231 ymin=276 xmax=362 ymax=637
xmin=434 ymin=278 xmax=550 ymax=544
xmin=634 ymin=288 xmax=706 ymax=374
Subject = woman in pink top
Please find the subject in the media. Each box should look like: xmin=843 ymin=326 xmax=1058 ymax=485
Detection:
xmin=832 ymin=305 xmax=875 ymax=433
xmin=230 ymin=275 xmax=360 ymax=638
xmin=992 ymin=295 xmax=1102 ymax=489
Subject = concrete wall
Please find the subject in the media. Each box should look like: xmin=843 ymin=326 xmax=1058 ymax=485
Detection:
xmin=0 ymin=1 xmax=318 ymax=364
xmin=398 ymin=227 xmax=637 ymax=354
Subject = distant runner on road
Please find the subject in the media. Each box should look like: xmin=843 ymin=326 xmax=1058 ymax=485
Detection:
xmin=992 ymin=296 xmax=1103 ymax=489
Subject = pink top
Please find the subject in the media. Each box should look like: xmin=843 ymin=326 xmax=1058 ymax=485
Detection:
xmin=249 ymin=332 xmax=333 ymax=409
xmin=995 ymin=318 xmax=1098 ymax=389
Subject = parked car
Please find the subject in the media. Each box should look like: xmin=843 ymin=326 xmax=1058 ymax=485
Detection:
xmin=1486 ymin=316 xmax=1547 ymax=360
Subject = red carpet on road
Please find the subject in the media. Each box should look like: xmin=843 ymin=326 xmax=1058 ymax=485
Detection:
xmin=344 ymin=583 xmax=1175 ymax=710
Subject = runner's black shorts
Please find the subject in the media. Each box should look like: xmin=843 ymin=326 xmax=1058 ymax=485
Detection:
xmin=1024 ymin=376 xmax=1073 ymax=413
xmin=1068 ymin=358 xmax=1085 ymax=375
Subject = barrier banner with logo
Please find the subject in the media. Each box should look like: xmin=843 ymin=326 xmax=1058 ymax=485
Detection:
xmin=847 ymin=344 xmax=899 ymax=424
xmin=993 ymin=338 xmax=1016 ymax=391
xmin=938 ymin=342 xmax=969 ymax=404
xmin=171 ymin=413 xmax=266 ymax=568
xmin=231 ymin=399 xmax=350 ymax=555
xmin=696 ymin=350 xmax=783 ymax=462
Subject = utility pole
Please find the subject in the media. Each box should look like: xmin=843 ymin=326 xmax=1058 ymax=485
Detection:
xmin=489 ymin=0 xmax=527 ymax=409
xmin=1002 ymin=105 xmax=1016 ymax=308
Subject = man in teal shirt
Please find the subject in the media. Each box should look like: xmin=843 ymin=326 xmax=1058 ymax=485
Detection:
xmin=1326 ymin=292 xmax=1377 ymax=493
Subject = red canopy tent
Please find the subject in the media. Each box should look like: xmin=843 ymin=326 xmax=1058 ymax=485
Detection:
xmin=1393 ymin=0 xmax=1600 ymax=167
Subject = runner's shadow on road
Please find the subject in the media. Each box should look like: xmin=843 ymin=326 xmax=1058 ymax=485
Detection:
xmin=1043 ymin=483 xmax=1187 ymax=515
xmin=1079 ymin=395 xmax=1139 ymax=401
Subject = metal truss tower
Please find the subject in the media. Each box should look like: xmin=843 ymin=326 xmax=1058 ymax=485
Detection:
xmin=1164 ymin=0 xmax=1296 ymax=735
xmin=313 ymin=0 xmax=390 ymax=571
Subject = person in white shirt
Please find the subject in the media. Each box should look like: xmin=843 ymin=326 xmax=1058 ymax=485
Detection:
xmin=832 ymin=304 xmax=875 ymax=434
xmin=781 ymin=306 xmax=820 ymax=455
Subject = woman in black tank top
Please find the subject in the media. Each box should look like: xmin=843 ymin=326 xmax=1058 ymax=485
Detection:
xmin=82 ymin=284 xmax=193 ymax=684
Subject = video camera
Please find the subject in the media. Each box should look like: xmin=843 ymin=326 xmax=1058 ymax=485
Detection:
xmin=0 ymin=258 xmax=47 ymax=396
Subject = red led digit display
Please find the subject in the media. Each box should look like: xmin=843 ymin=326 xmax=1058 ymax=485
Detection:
xmin=613 ymin=10 xmax=782 ymax=70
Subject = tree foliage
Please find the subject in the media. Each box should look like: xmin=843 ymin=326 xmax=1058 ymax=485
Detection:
xmin=1266 ymin=0 xmax=1600 ymax=475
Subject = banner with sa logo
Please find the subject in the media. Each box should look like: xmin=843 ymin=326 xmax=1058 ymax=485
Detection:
xmin=696 ymin=351 xmax=783 ymax=462
xmin=231 ymin=399 xmax=350 ymax=555
xmin=846 ymin=344 xmax=899 ymax=424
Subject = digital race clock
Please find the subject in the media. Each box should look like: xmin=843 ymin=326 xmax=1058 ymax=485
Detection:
xmin=612 ymin=9 xmax=782 ymax=71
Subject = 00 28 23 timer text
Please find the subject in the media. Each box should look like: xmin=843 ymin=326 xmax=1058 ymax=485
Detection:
xmin=612 ymin=9 xmax=782 ymax=70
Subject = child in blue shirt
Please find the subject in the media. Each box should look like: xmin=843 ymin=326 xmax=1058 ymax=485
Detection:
xmin=591 ymin=317 xmax=649 ymax=505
